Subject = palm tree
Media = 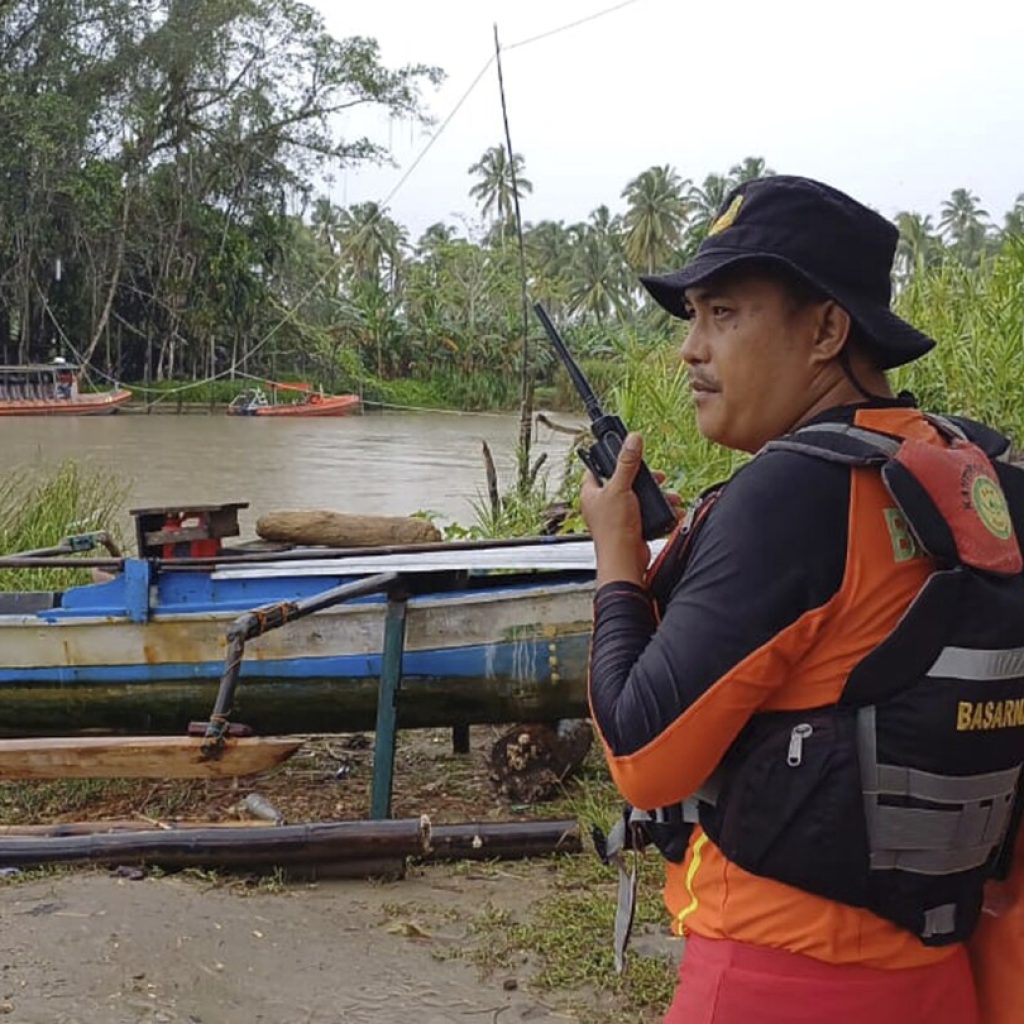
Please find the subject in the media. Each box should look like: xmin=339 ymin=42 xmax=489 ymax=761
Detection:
xmin=416 ymin=222 xmax=457 ymax=259
xmin=939 ymin=188 xmax=991 ymax=265
xmin=621 ymin=165 xmax=690 ymax=273
xmin=567 ymin=214 xmax=629 ymax=323
xmin=894 ymin=211 xmax=941 ymax=284
xmin=525 ymin=219 xmax=572 ymax=309
xmin=310 ymin=198 xmax=343 ymax=254
xmin=684 ymin=174 xmax=733 ymax=249
xmin=728 ymin=156 xmax=775 ymax=184
xmin=467 ymin=145 xmax=533 ymax=229
xmin=336 ymin=202 xmax=406 ymax=288
xmin=1002 ymin=194 xmax=1024 ymax=238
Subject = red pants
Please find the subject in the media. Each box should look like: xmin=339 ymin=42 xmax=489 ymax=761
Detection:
xmin=664 ymin=934 xmax=978 ymax=1024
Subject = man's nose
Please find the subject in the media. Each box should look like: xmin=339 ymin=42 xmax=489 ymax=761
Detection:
xmin=679 ymin=324 xmax=703 ymax=365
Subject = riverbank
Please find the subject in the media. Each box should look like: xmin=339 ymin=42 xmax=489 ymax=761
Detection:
xmin=0 ymin=729 xmax=678 ymax=1024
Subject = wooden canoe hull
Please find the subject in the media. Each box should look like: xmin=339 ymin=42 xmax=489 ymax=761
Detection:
xmin=0 ymin=388 xmax=132 ymax=415
xmin=0 ymin=573 xmax=594 ymax=736
xmin=0 ymin=736 xmax=304 ymax=778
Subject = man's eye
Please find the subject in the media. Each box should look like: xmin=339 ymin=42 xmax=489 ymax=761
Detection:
xmin=711 ymin=305 xmax=732 ymax=317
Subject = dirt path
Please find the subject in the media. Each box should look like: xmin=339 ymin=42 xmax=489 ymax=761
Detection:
xmin=0 ymin=865 xmax=584 ymax=1024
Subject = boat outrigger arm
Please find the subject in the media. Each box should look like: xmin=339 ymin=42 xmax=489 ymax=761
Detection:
xmin=15 ymin=530 xmax=122 ymax=560
xmin=198 ymin=569 xmax=419 ymax=818
xmin=200 ymin=570 xmax=402 ymax=754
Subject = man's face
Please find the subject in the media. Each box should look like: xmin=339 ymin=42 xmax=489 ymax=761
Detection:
xmin=680 ymin=270 xmax=826 ymax=453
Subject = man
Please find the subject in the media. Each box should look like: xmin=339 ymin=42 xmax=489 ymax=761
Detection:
xmin=581 ymin=176 xmax=1024 ymax=1024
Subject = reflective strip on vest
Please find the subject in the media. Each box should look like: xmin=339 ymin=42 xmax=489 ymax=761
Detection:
xmin=922 ymin=903 xmax=958 ymax=938
xmin=858 ymin=706 xmax=1021 ymax=876
xmin=927 ymin=645 xmax=1024 ymax=681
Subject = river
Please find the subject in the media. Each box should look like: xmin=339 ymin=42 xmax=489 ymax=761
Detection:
xmin=0 ymin=408 xmax=580 ymax=541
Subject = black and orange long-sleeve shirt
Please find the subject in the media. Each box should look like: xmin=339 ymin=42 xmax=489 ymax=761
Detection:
xmin=589 ymin=399 xmax=1007 ymax=969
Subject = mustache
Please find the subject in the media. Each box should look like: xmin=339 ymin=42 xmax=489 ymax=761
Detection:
xmin=688 ymin=372 xmax=719 ymax=391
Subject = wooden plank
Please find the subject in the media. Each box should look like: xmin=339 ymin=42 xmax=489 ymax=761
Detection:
xmin=0 ymin=736 xmax=303 ymax=779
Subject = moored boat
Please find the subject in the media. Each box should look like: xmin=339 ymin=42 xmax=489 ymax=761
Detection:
xmin=0 ymin=361 xmax=132 ymax=415
xmin=0 ymin=541 xmax=598 ymax=738
xmin=227 ymin=381 xmax=360 ymax=417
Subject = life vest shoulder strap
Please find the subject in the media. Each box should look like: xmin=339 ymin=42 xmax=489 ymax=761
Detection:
xmin=764 ymin=419 xmax=1023 ymax=577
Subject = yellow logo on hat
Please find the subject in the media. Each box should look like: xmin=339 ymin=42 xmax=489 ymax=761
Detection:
xmin=708 ymin=195 xmax=744 ymax=237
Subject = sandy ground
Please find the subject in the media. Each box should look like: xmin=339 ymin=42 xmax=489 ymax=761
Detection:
xmin=0 ymin=863 xmax=593 ymax=1024
xmin=0 ymin=729 xmax=683 ymax=1023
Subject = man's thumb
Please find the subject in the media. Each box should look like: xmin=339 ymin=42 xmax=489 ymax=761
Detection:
xmin=612 ymin=433 xmax=643 ymax=487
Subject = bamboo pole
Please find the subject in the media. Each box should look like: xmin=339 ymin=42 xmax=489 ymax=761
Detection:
xmin=425 ymin=819 xmax=581 ymax=861
xmin=0 ymin=817 xmax=431 ymax=870
xmin=0 ymin=818 xmax=582 ymax=872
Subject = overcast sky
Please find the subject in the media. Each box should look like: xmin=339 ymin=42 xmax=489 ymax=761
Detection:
xmin=313 ymin=0 xmax=1024 ymax=242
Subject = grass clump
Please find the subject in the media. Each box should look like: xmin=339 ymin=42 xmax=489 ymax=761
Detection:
xmin=0 ymin=461 xmax=127 ymax=591
xmin=464 ymin=749 xmax=678 ymax=1023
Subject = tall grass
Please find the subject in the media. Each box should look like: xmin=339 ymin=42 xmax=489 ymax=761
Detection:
xmin=894 ymin=238 xmax=1024 ymax=443
xmin=0 ymin=462 xmax=127 ymax=591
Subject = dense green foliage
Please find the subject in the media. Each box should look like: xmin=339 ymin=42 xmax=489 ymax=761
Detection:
xmin=0 ymin=0 xmax=439 ymax=390
xmin=4 ymin=3 xmax=1016 ymax=410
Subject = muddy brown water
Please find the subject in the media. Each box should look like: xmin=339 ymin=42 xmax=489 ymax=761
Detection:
xmin=0 ymin=409 xmax=579 ymax=542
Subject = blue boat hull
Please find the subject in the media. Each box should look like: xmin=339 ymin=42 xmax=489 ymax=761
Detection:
xmin=0 ymin=560 xmax=596 ymax=736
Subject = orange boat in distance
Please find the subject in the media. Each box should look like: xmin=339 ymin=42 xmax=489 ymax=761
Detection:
xmin=0 ymin=362 xmax=132 ymax=416
xmin=226 ymin=380 xmax=361 ymax=417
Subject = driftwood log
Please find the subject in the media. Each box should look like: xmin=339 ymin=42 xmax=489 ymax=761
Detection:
xmin=489 ymin=720 xmax=594 ymax=803
xmin=256 ymin=510 xmax=441 ymax=548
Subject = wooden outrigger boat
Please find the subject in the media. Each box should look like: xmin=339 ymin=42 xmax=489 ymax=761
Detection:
xmin=226 ymin=380 xmax=360 ymax=417
xmin=0 ymin=544 xmax=595 ymax=738
xmin=0 ymin=361 xmax=132 ymax=415
xmin=0 ymin=503 xmax=604 ymax=803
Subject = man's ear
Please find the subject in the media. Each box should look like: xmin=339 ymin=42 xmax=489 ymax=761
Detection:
xmin=810 ymin=301 xmax=852 ymax=364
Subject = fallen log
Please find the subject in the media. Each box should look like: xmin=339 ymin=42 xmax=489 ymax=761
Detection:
xmin=0 ymin=736 xmax=304 ymax=779
xmin=0 ymin=817 xmax=432 ymax=870
xmin=489 ymin=720 xmax=593 ymax=803
xmin=256 ymin=510 xmax=441 ymax=548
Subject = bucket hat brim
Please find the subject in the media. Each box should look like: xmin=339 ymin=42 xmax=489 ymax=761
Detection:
xmin=640 ymin=251 xmax=935 ymax=371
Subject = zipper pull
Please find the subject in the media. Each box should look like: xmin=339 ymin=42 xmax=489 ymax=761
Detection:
xmin=787 ymin=723 xmax=814 ymax=767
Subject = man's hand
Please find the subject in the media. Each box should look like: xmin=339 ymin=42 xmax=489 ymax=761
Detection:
xmin=580 ymin=433 xmax=651 ymax=586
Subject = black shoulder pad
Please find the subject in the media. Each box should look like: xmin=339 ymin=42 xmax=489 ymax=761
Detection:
xmin=764 ymin=423 xmax=897 ymax=466
xmin=939 ymin=415 xmax=1012 ymax=460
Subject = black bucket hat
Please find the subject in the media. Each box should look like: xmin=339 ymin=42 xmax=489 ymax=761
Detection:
xmin=639 ymin=175 xmax=935 ymax=369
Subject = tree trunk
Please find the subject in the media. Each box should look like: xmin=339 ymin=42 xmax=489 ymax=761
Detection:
xmin=489 ymin=720 xmax=593 ymax=803
xmin=81 ymin=186 xmax=131 ymax=368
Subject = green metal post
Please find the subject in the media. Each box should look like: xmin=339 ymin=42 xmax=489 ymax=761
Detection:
xmin=370 ymin=596 xmax=408 ymax=819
